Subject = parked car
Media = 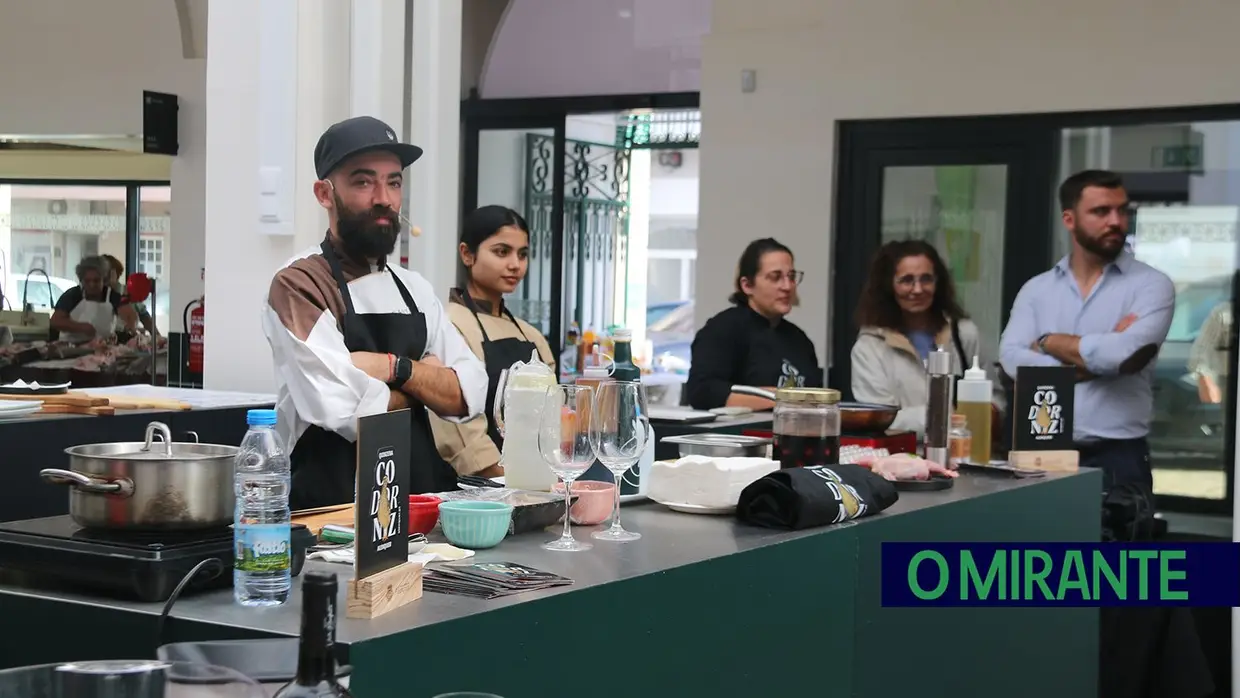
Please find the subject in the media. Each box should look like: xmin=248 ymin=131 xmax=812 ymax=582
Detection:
xmin=648 ymin=300 xmax=694 ymax=372
xmin=3 ymin=273 xmax=77 ymax=312
xmin=1149 ymin=274 xmax=1231 ymax=470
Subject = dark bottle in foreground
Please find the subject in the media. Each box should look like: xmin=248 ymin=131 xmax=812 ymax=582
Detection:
xmin=274 ymin=571 xmax=353 ymax=697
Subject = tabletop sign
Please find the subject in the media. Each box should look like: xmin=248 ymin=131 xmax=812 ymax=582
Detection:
xmin=354 ymin=409 xmax=411 ymax=581
xmin=1011 ymin=366 xmax=1075 ymax=452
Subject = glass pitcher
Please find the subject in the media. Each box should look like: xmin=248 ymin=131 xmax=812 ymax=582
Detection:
xmin=493 ymin=349 xmax=559 ymax=491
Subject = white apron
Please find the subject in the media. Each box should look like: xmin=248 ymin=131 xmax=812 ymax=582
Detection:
xmin=61 ymin=288 xmax=117 ymax=344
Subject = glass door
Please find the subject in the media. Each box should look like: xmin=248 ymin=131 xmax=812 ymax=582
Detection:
xmin=462 ymin=117 xmax=567 ymax=354
xmin=832 ymin=124 xmax=1055 ymax=400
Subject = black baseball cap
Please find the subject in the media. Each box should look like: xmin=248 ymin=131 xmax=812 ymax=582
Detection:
xmin=313 ymin=116 xmax=424 ymax=180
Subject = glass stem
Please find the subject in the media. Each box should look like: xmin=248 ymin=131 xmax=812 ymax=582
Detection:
xmin=561 ymin=480 xmax=573 ymax=540
xmin=611 ymin=473 xmax=623 ymax=531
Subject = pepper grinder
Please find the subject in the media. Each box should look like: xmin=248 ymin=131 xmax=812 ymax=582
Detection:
xmin=924 ymin=346 xmax=955 ymax=469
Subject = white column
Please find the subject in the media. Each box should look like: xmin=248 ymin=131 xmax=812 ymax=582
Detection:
xmin=204 ymin=0 xmax=353 ymax=393
xmin=293 ymin=0 xmax=352 ymax=252
xmin=404 ymin=0 xmax=463 ymax=291
xmin=350 ymin=0 xmax=408 ymax=268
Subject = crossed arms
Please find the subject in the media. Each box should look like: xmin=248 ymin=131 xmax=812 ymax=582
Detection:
xmin=999 ymin=273 xmax=1175 ymax=381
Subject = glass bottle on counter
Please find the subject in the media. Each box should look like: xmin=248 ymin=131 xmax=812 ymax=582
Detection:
xmin=274 ymin=572 xmax=353 ymax=698
xmin=773 ymin=387 xmax=842 ymax=468
xmin=948 ymin=414 xmax=971 ymax=469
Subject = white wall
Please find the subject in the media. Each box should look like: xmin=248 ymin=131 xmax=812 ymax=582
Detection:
xmin=699 ymin=0 xmax=1240 ymax=368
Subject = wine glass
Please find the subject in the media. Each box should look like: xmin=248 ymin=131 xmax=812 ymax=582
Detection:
xmin=537 ymin=384 xmax=597 ymax=552
xmin=588 ymin=381 xmax=652 ymax=542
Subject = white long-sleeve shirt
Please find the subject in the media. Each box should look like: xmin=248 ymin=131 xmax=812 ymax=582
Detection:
xmin=261 ymin=242 xmax=488 ymax=451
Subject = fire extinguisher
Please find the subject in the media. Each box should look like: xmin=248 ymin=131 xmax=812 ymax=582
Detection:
xmin=184 ymin=297 xmax=204 ymax=374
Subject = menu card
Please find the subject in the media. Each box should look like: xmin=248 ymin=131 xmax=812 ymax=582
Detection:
xmin=354 ymin=409 xmax=411 ymax=580
xmin=1011 ymin=366 xmax=1075 ymax=451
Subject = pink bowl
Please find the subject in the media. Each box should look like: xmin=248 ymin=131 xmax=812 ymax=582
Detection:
xmin=552 ymin=480 xmax=616 ymax=525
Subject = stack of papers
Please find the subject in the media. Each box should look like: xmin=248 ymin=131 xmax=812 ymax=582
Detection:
xmin=423 ymin=561 xmax=573 ymax=599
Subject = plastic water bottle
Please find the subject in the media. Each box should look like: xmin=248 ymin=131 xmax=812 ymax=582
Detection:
xmin=234 ymin=408 xmax=292 ymax=606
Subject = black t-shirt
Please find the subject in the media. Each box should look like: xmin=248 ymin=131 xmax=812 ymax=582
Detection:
xmin=685 ymin=304 xmax=823 ymax=410
xmin=53 ymin=286 xmax=123 ymax=315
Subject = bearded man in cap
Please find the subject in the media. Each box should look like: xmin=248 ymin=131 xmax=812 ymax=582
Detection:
xmin=262 ymin=116 xmax=487 ymax=509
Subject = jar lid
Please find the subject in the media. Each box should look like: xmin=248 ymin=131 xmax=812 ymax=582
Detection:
xmin=775 ymin=387 xmax=841 ymax=404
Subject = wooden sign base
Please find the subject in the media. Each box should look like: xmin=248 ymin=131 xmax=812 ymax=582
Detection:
xmin=1008 ymin=450 xmax=1080 ymax=473
xmin=346 ymin=561 xmax=424 ymax=619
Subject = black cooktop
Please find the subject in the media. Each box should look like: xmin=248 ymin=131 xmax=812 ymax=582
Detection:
xmin=0 ymin=516 xmax=312 ymax=603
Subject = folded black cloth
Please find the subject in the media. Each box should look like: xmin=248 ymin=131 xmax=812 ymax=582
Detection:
xmin=736 ymin=464 xmax=898 ymax=530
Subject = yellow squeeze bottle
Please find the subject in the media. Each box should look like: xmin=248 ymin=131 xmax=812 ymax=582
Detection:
xmin=955 ymin=355 xmax=993 ymax=465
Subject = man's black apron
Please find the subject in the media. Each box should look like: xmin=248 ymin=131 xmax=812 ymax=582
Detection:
xmin=289 ymin=238 xmax=458 ymax=510
xmin=457 ymin=292 xmax=537 ymax=451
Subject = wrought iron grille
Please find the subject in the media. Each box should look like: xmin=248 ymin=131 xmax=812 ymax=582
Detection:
xmin=511 ymin=133 xmax=630 ymax=341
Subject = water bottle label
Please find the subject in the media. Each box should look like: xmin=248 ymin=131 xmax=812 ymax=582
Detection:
xmin=234 ymin=523 xmax=291 ymax=573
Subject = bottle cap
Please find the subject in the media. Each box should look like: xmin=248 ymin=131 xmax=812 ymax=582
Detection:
xmin=964 ymin=355 xmax=987 ymax=380
xmin=951 ymin=413 xmax=968 ymax=428
xmin=612 ymin=327 xmax=632 ymax=341
xmin=246 ymin=409 xmax=277 ymax=426
xmin=926 ymin=346 xmax=953 ymax=375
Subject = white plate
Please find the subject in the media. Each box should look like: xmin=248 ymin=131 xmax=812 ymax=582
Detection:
xmin=0 ymin=399 xmax=42 ymax=412
xmin=0 ymin=405 xmax=42 ymax=420
xmin=654 ymin=499 xmax=736 ymax=515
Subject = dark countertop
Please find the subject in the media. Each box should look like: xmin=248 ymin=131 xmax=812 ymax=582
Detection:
xmin=0 ymin=469 xmax=1090 ymax=645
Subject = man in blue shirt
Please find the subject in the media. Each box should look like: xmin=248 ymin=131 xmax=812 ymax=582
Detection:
xmin=1000 ymin=170 xmax=1175 ymax=494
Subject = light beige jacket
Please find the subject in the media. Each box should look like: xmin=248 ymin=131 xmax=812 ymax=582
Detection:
xmin=849 ymin=319 xmax=1000 ymax=435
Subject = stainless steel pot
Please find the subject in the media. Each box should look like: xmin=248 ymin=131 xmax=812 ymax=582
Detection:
xmin=40 ymin=421 xmax=239 ymax=531
xmin=661 ymin=433 xmax=773 ymax=458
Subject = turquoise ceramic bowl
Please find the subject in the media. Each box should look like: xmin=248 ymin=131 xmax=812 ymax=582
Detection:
xmin=437 ymin=500 xmax=515 ymax=549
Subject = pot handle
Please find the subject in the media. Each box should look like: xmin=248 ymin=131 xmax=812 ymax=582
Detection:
xmin=40 ymin=469 xmax=135 ymax=497
xmin=143 ymin=421 xmax=174 ymax=455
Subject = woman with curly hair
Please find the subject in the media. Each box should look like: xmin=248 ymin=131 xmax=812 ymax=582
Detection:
xmin=850 ymin=239 xmax=994 ymax=435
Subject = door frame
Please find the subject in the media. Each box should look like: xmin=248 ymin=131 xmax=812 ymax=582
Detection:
xmin=832 ymin=120 xmax=1056 ymax=399
xmin=459 ymin=91 xmax=700 ymax=358
xmin=833 ymin=106 xmax=1240 ymax=516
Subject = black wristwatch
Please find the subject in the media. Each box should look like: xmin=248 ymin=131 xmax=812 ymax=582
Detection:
xmin=1036 ymin=333 xmax=1051 ymax=353
xmin=389 ymin=356 xmax=413 ymax=387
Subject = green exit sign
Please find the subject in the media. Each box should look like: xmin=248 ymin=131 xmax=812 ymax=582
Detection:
xmin=1151 ymin=144 xmax=1203 ymax=171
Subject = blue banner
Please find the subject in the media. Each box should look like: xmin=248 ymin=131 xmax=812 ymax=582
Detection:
xmin=880 ymin=542 xmax=1240 ymax=607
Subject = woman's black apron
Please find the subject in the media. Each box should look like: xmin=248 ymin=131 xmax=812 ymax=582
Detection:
xmin=458 ymin=292 xmax=537 ymax=451
xmin=288 ymin=238 xmax=458 ymax=510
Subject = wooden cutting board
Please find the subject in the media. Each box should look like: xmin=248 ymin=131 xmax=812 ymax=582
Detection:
xmin=1 ymin=391 xmax=191 ymax=411
xmin=292 ymin=504 xmax=355 ymax=536
xmin=38 ymin=404 xmax=116 ymax=416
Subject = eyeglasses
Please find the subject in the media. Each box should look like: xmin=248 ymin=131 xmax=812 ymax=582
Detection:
xmin=763 ymin=270 xmax=804 ymax=285
xmin=895 ymin=274 xmax=936 ymax=289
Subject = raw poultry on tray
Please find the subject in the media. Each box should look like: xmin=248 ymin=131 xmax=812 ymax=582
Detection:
xmin=0 ymin=338 xmax=159 ymax=374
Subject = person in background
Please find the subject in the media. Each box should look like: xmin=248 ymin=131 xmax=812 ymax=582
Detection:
xmin=1189 ymin=300 xmax=1230 ymax=405
xmin=685 ymin=238 xmax=821 ymax=410
xmin=262 ymin=115 xmax=487 ymax=509
xmin=850 ymin=239 xmax=992 ymax=435
xmin=430 ymin=206 xmax=556 ymax=479
xmin=1000 ymin=169 xmax=1174 ymax=493
xmin=100 ymin=254 xmax=161 ymax=341
xmin=50 ymin=256 xmax=139 ymax=344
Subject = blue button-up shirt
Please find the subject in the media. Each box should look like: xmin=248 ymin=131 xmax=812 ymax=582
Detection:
xmin=999 ymin=251 xmax=1175 ymax=442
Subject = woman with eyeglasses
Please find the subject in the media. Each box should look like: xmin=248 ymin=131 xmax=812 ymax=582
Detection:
xmin=850 ymin=239 xmax=988 ymax=434
xmin=685 ymin=238 xmax=822 ymax=410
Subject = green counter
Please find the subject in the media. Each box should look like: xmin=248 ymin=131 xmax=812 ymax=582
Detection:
xmin=0 ymin=469 xmax=1102 ymax=697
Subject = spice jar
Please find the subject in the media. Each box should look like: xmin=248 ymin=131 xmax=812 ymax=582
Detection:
xmin=948 ymin=413 xmax=971 ymax=470
xmin=773 ymin=387 xmax=842 ymax=469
